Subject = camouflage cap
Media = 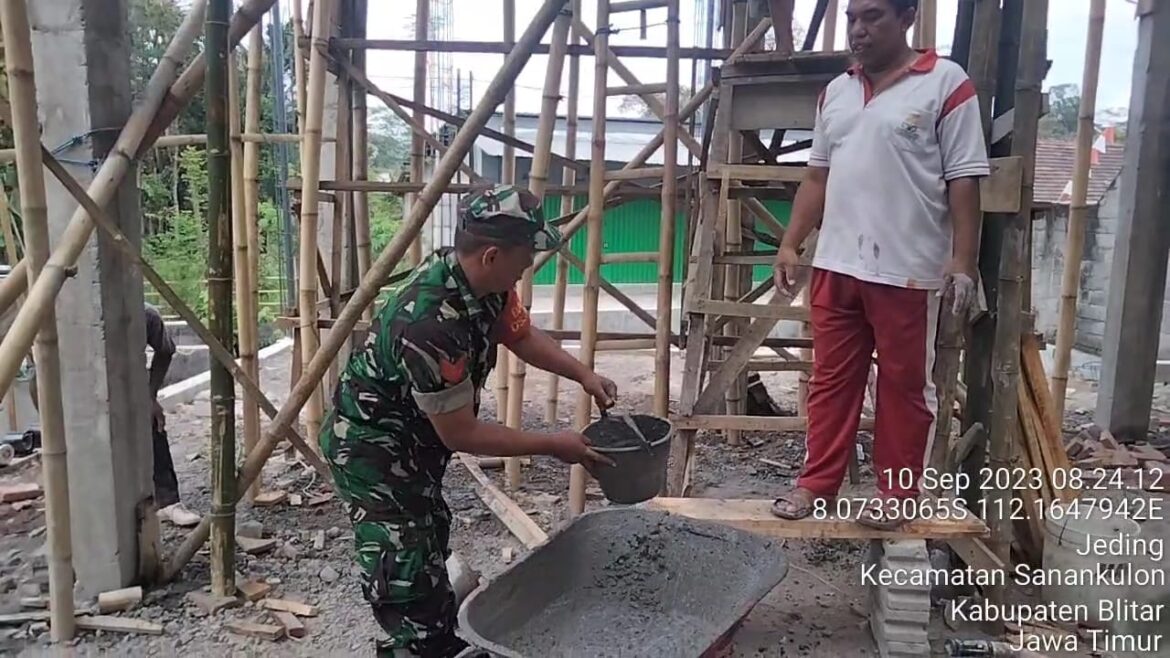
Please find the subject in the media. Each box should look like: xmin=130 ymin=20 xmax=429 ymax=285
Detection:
xmin=457 ymin=184 xmax=562 ymax=251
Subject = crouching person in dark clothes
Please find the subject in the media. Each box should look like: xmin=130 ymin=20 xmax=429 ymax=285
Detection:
xmin=320 ymin=185 xmax=617 ymax=657
xmin=30 ymin=303 xmax=198 ymax=526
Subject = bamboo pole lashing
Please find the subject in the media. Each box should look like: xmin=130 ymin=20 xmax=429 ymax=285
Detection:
xmin=569 ymin=0 xmax=610 ymax=517
xmin=503 ymin=6 xmax=571 ymax=490
xmin=0 ymin=0 xmax=75 ymax=639
xmin=546 ymin=0 xmax=583 ymax=425
xmin=1050 ymin=0 xmax=1106 ymax=420
xmin=297 ymin=0 xmax=334 ymax=455
xmin=239 ymin=25 xmax=265 ymax=501
xmin=162 ymin=0 xmax=572 ymax=580
xmin=207 ymin=0 xmax=238 ymax=598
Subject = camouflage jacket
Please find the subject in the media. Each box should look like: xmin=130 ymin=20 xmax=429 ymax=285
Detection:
xmin=331 ymin=248 xmax=531 ymax=490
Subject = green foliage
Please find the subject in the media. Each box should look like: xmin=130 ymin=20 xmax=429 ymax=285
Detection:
xmin=369 ymin=193 xmax=403 ymax=255
xmin=1039 ymin=83 xmax=1080 ymax=139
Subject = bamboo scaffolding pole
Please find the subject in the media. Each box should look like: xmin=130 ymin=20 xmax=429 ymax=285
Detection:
xmin=0 ymin=260 xmax=27 ymax=319
xmin=328 ymin=20 xmax=353 ymax=395
xmin=0 ymin=191 xmax=19 ymax=434
xmin=206 ymin=0 xmax=237 ymax=598
xmin=530 ymin=17 xmax=771 ymax=275
xmin=914 ymin=0 xmax=938 ymax=49
xmin=823 ymin=0 xmax=838 ymax=51
xmin=722 ymin=3 xmax=747 ymax=446
xmin=1050 ymin=0 xmax=1106 ymax=420
xmin=546 ymin=0 xmax=583 ymax=424
xmin=986 ymin=0 xmax=1046 ymax=622
xmin=0 ymin=0 xmax=219 ymax=402
xmin=1 ymin=0 xmax=75 ymax=640
xmin=653 ymin=0 xmax=679 ymax=418
xmin=496 ymin=0 xmax=517 ymax=422
xmin=240 ymin=25 xmax=265 ymax=501
xmin=292 ymin=0 xmax=309 ymax=127
xmin=353 ymin=0 xmax=372 ymax=322
xmin=162 ymin=0 xmax=571 ymax=579
xmin=569 ymin=0 xmax=610 ymax=517
xmin=408 ymin=0 xmax=428 ymax=267
xmin=297 ymin=0 xmax=333 ymax=452
xmin=503 ymin=6 xmax=571 ymax=489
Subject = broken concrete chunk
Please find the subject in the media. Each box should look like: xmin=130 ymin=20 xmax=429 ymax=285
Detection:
xmin=224 ymin=620 xmax=284 ymax=641
xmin=318 ymin=566 xmax=339 ymax=583
xmin=0 ymin=483 xmax=42 ymax=504
xmin=237 ymin=520 xmax=265 ymax=540
xmin=312 ymin=530 xmax=325 ymax=551
xmin=253 ymin=491 xmax=288 ymax=507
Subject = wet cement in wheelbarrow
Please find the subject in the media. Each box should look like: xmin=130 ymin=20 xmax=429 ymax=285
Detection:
xmin=489 ymin=516 xmax=785 ymax=657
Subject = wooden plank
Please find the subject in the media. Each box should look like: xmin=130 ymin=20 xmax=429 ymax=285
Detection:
xmin=75 ymin=615 xmax=164 ymax=636
xmin=236 ymin=536 xmax=278 ymax=555
xmin=946 ymin=537 xmax=1007 ymax=573
xmin=705 ymin=359 xmax=812 ymax=372
xmin=603 ymin=166 xmax=668 ymax=181
xmin=237 ymin=580 xmax=273 ymax=603
xmin=260 ymin=598 xmax=319 ymax=617
xmin=225 ymin=620 xmax=284 ymax=641
xmin=0 ymin=610 xmax=51 ymax=625
xmin=457 ymin=453 xmax=548 ymax=549
xmin=980 ymin=156 xmax=1023 ymax=213
xmin=741 ymin=196 xmax=786 ymax=241
xmin=707 ymin=163 xmax=806 ymax=182
xmin=672 ymin=415 xmax=875 ymax=432
xmin=600 ymin=251 xmax=659 ymax=264
xmin=1017 ymin=382 xmax=1055 ymax=506
xmin=596 ymin=339 xmax=657 ymax=351
xmin=688 ymin=297 xmax=810 ymax=321
xmin=647 ymin=498 xmax=990 ymax=539
xmin=270 ymin=611 xmax=306 ymax=639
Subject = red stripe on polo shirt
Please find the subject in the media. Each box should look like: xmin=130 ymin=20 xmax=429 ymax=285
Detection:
xmin=939 ymin=79 xmax=977 ymax=121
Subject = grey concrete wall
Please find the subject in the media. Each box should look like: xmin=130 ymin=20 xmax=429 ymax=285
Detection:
xmin=1030 ymin=185 xmax=1119 ymax=354
xmin=31 ymin=0 xmax=154 ymax=595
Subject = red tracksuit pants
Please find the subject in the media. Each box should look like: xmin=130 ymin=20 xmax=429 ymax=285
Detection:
xmin=797 ymin=269 xmax=941 ymax=499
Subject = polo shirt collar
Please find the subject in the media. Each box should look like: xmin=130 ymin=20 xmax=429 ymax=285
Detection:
xmin=847 ymin=48 xmax=939 ymax=77
xmin=439 ymin=248 xmax=487 ymax=317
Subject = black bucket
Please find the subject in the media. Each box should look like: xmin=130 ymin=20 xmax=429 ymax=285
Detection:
xmin=582 ymin=414 xmax=673 ymax=504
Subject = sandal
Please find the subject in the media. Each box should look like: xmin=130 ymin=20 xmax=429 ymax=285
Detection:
xmin=771 ymin=487 xmax=831 ymax=520
xmin=855 ymin=497 xmax=915 ymax=531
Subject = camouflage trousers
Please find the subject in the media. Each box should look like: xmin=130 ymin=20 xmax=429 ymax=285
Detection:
xmin=320 ymin=412 xmax=467 ymax=658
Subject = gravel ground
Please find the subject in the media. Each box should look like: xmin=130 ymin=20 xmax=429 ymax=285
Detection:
xmin=3 ymin=346 xmax=1150 ymax=656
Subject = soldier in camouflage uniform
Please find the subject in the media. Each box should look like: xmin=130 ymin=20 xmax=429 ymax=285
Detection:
xmin=321 ymin=185 xmax=617 ymax=657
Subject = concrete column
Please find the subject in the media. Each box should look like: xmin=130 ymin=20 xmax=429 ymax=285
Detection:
xmin=30 ymin=0 xmax=154 ymax=594
xmin=1095 ymin=1 xmax=1170 ymax=440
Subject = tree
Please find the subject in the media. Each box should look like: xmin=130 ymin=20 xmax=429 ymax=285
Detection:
xmin=1039 ymin=83 xmax=1080 ymax=139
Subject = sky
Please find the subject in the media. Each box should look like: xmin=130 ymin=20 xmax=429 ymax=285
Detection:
xmin=290 ymin=0 xmax=1142 ymax=121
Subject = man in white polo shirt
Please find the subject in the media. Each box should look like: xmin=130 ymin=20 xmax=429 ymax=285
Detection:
xmin=770 ymin=0 xmax=988 ymax=528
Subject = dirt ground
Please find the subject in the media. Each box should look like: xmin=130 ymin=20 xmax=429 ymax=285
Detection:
xmin=0 ymin=346 xmax=1156 ymax=656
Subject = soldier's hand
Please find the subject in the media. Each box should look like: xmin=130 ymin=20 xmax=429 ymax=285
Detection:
xmin=546 ymin=431 xmax=616 ymax=469
xmin=581 ymin=373 xmax=618 ymax=411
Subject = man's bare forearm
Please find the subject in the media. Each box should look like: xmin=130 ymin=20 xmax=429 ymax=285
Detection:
xmin=149 ymin=351 xmax=173 ymax=399
xmin=779 ymin=168 xmax=828 ymax=251
xmin=508 ymin=328 xmax=591 ymax=383
xmin=947 ymin=177 xmax=982 ymax=272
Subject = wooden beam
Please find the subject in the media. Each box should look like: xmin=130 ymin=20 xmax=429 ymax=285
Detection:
xmin=330 ymin=38 xmax=737 ymax=60
xmin=707 ymin=163 xmax=806 ymax=182
xmin=647 ymin=498 xmax=990 ymax=539
xmin=457 ymin=454 xmax=548 ymax=549
xmin=687 ymin=297 xmax=810 ymax=321
xmin=596 ymin=338 xmax=658 ymax=351
xmin=600 ymin=251 xmax=659 ymax=264
xmin=980 ymin=156 xmax=1023 ymax=212
xmin=561 ymin=249 xmax=658 ymax=330
xmin=606 ymin=82 xmax=668 ymax=95
xmin=609 ymin=0 xmax=669 ymax=12
xmin=705 ymin=359 xmax=812 ymax=372
xmin=604 ymin=166 xmax=668 ymax=181
xmin=671 ymin=415 xmax=875 ymax=432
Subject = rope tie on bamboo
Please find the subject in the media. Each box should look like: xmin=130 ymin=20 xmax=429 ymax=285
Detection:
xmin=595 ymin=25 xmax=618 ymax=36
